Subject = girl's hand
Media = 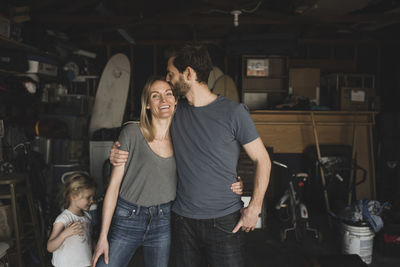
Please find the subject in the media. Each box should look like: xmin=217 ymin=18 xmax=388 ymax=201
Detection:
xmin=91 ymin=238 xmax=109 ymax=266
xmin=63 ymin=221 xmax=82 ymax=238
xmin=231 ymin=176 xmax=243 ymax=195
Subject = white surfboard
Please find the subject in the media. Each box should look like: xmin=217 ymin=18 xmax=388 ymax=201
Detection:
xmin=208 ymin=66 xmax=224 ymax=91
xmin=213 ymin=74 xmax=240 ymax=103
xmin=89 ymin=53 xmax=131 ymax=138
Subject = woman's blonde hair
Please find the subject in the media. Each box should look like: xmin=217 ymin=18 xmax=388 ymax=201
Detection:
xmin=60 ymin=172 xmax=96 ymax=209
xmin=139 ymin=75 xmax=175 ymax=142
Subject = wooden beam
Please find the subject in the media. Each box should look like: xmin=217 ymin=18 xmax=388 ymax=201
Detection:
xmin=80 ymin=39 xmax=224 ymax=46
xmin=29 ymin=0 xmax=99 ymax=13
xmin=32 ymin=13 xmax=400 ymax=26
xmin=298 ymin=38 xmax=400 ymax=46
xmin=62 ymin=0 xmax=100 ymax=14
xmin=32 ymin=15 xmax=139 ymax=25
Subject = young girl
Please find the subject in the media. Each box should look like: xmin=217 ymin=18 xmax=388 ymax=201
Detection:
xmin=47 ymin=172 xmax=96 ymax=267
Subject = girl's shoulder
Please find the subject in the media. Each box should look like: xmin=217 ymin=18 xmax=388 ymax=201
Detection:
xmin=54 ymin=209 xmax=75 ymax=225
xmin=54 ymin=209 xmax=91 ymax=226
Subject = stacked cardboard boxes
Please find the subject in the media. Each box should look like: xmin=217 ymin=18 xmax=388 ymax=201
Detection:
xmin=321 ymin=73 xmax=378 ymax=111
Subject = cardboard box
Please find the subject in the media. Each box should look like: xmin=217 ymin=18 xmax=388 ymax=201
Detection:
xmin=289 ymin=68 xmax=320 ymax=103
xmin=340 ymin=87 xmax=376 ymax=111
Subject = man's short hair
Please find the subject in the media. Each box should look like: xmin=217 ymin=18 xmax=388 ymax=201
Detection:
xmin=167 ymin=42 xmax=213 ymax=84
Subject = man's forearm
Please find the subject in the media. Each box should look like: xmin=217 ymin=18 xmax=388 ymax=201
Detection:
xmin=248 ymin=157 xmax=271 ymax=213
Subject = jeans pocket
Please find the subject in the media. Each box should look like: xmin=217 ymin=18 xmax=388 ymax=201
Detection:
xmin=214 ymin=211 xmax=241 ymax=234
xmin=160 ymin=209 xmax=171 ymax=221
xmin=113 ymin=205 xmax=133 ymax=219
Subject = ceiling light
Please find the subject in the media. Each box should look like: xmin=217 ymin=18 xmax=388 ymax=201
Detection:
xmin=231 ymin=10 xmax=242 ymax=27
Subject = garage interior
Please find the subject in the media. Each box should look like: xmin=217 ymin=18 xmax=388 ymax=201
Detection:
xmin=0 ymin=0 xmax=400 ymax=266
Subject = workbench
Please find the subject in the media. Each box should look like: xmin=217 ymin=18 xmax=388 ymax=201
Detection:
xmin=251 ymin=110 xmax=376 ymax=200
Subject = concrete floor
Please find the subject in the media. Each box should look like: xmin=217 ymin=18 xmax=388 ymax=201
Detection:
xmin=126 ymin=210 xmax=400 ymax=267
xmin=37 ymin=201 xmax=399 ymax=266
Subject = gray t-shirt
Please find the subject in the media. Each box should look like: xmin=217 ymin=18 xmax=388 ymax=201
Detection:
xmin=118 ymin=123 xmax=177 ymax=206
xmin=170 ymin=96 xmax=259 ymax=219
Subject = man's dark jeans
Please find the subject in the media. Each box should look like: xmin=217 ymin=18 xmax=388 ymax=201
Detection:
xmin=172 ymin=210 xmax=246 ymax=267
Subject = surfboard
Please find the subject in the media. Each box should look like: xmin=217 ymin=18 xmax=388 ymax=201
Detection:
xmin=213 ymin=74 xmax=240 ymax=103
xmin=208 ymin=66 xmax=224 ymax=91
xmin=89 ymin=53 xmax=131 ymax=138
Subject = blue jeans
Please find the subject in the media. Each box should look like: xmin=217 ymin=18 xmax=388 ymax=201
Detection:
xmin=171 ymin=210 xmax=246 ymax=267
xmin=96 ymin=197 xmax=171 ymax=267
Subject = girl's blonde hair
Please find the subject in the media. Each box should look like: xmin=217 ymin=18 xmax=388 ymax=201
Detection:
xmin=60 ymin=172 xmax=96 ymax=209
xmin=139 ymin=75 xmax=176 ymax=142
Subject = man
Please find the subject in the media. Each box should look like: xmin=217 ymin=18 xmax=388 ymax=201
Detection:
xmin=110 ymin=43 xmax=271 ymax=267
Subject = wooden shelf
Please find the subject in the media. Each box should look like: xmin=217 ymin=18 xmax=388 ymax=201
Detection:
xmin=243 ymin=89 xmax=287 ymax=93
xmin=262 ymin=75 xmax=287 ymax=79
xmin=0 ymin=36 xmax=64 ymax=62
xmin=0 ymin=68 xmax=20 ymax=75
xmin=0 ymin=36 xmax=37 ymax=52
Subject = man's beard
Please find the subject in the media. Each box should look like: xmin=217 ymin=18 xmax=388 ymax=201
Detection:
xmin=172 ymin=76 xmax=190 ymax=96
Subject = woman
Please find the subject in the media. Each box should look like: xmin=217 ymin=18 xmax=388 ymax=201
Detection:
xmin=91 ymin=76 xmax=242 ymax=267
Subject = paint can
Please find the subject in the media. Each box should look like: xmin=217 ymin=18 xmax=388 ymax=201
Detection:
xmin=342 ymin=222 xmax=375 ymax=264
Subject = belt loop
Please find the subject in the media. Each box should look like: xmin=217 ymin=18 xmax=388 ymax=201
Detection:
xmin=135 ymin=205 xmax=141 ymax=215
xmin=158 ymin=204 xmax=162 ymax=216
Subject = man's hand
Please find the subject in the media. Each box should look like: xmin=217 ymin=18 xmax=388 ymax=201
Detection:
xmin=109 ymin=141 xmax=128 ymax=166
xmin=232 ymin=205 xmax=260 ymax=233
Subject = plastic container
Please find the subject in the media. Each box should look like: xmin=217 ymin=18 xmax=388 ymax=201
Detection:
xmin=341 ymin=223 xmax=375 ymax=264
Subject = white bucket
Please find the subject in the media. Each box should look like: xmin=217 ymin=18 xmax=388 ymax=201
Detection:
xmin=341 ymin=223 xmax=375 ymax=265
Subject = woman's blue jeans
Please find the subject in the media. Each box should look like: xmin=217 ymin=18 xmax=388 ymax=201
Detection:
xmin=171 ymin=210 xmax=246 ymax=267
xmin=96 ymin=197 xmax=171 ymax=267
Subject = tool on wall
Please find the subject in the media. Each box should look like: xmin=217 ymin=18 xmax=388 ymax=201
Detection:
xmin=348 ymin=113 xmax=358 ymax=205
xmin=310 ymin=112 xmax=332 ymax=227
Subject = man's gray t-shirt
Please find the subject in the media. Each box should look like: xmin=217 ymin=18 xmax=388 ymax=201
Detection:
xmin=170 ymin=96 xmax=259 ymax=219
xmin=118 ymin=123 xmax=177 ymax=206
